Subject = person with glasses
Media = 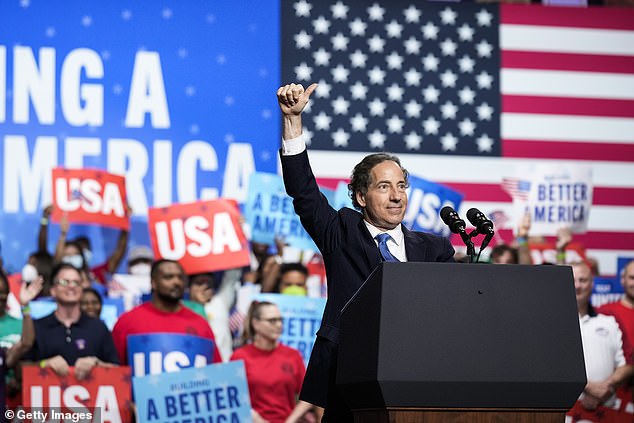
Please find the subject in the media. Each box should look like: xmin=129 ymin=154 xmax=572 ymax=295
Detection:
xmin=231 ymin=301 xmax=313 ymax=423
xmin=22 ymin=263 xmax=119 ymax=380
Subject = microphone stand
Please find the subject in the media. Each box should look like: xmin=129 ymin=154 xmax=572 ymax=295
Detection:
xmin=459 ymin=230 xmax=476 ymax=263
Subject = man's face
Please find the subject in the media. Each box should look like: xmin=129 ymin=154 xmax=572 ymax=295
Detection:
xmin=621 ymin=261 xmax=634 ymax=302
xmin=152 ymin=262 xmax=186 ymax=305
xmin=51 ymin=268 xmax=83 ymax=305
xmin=279 ymin=270 xmax=308 ymax=293
xmin=357 ymin=161 xmax=408 ymax=231
xmin=573 ymin=263 xmax=593 ymax=308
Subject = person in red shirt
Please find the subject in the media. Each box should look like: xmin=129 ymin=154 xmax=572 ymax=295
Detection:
xmin=597 ymin=259 xmax=634 ymax=405
xmin=231 ymin=301 xmax=313 ymax=423
xmin=112 ymin=259 xmax=222 ymax=364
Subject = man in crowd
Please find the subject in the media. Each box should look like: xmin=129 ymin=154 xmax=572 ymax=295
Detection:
xmin=274 ymin=263 xmax=309 ymax=295
xmin=277 ymin=82 xmax=454 ymax=421
xmin=598 ymin=259 xmax=634 ymax=402
xmin=570 ymin=261 xmax=633 ymax=414
xmin=111 ymin=259 xmax=222 ymax=365
xmin=22 ymin=264 xmax=119 ymax=380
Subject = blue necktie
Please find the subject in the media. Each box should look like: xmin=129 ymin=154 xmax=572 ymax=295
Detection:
xmin=376 ymin=233 xmax=400 ymax=262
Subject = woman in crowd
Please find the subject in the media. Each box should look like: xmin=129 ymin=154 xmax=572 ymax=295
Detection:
xmin=80 ymin=287 xmax=103 ymax=319
xmin=231 ymin=301 xmax=313 ymax=423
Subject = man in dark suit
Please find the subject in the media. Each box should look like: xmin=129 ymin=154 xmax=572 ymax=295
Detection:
xmin=277 ymin=83 xmax=455 ymax=422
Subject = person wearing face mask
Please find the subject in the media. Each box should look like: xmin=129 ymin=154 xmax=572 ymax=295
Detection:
xmin=126 ymin=246 xmax=154 ymax=276
xmin=42 ymin=204 xmax=131 ymax=285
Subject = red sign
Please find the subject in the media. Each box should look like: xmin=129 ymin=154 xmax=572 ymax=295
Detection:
xmin=528 ymin=242 xmax=587 ymax=266
xmin=51 ymin=168 xmax=129 ymax=230
xmin=22 ymin=366 xmax=133 ymax=423
xmin=148 ymin=199 xmax=250 ymax=273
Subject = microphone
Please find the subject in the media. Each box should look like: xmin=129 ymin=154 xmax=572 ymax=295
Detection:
xmin=440 ymin=206 xmax=466 ymax=234
xmin=466 ymin=208 xmax=494 ymax=236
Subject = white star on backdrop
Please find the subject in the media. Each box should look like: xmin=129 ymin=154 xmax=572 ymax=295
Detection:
xmin=349 ymin=50 xmax=367 ymax=67
xmin=368 ymin=98 xmax=386 ymax=116
xmin=349 ymin=18 xmax=367 ymax=36
xmin=476 ymin=102 xmax=494 ymax=120
xmin=331 ymin=2 xmax=349 ymax=19
xmin=404 ymin=100 xmax=422 ymax=118
xmin=439 ymin=7 xmax=457 ymax=25
xmin=404 ymin=68 xmax=422 ymax=86
xmin=387 ymin=115 xmax=405 ymax=133
xmin=313 ymin=16 xmax=331 ymax=34
xmin=458 ymin=86 xmax=476 ymax=104
xmin=423 ymin=116 xmax=440 ymax=135
xmin=368 ymin=66 xmax=386 ymax=84
xmin=350 ymin=113 xmax=368 ymax=131
xmin=440 ymin=38 xmax=457 ymax=56
xmin=441 ymin=133 xmax=458 ymax=151
xmin=405 ymin=131 xmax=423 ymax=150
xmin=476 ymin=134 xmax=494 ymax=152
xmin=295 ymin=63 xmax=312 ymax=80
xmin=476 ymin=9 xmax=493 ymax=26
xmin=331 ymin=33 xmax=349 ymax=50
xmin=332 ymin=128 xmax=350 ymax=147
xmin=457 ymin=24 xmax=474 ymax=42
xmin=422 ymin=85 xmax=440 ymax=103
xmin=440 ymin=101 xmax=458 ymax=119
xmin=367 ymin=3 xmax=385 ymax=21
xmin=332 ymin=96 xmax=350 ymax=114
xmin=295 ymin=31 xmax=312 ymax=49
xmin=422 ymin=22 xmax=439 ymax=40
xmin=332 ymin=64 xmax=350 ymax=82
xmin=476 ymin=71 xmax=493 ymax=89
xmin=403 ymin=37 xmax=422 ymax=55
xmin=459 ymin=118 xmax=476 ymax=136
xmin=386 ymin=83 xmax=404 ymax=101
xmin=403 ymin=5 xmax=421 ymax=23
xmin=385 ymin=20 xmax=403 ymax=38
xmin=422 ymin=53 xmax=439 ymax=71
xmin=440 ymin=70 xmax=458 ymax=87
xmin=367 ymin=35 xmax=385 ymax=53
xmin=476 ymin=40 xmax=493 ymax=58
xmin=350 ymin=81 xmax=368 ymax=99
xmin=369 ymin=130 xmax=386 ymax=148
xmin=458 ymin=55 xmax=475 ymax=73
xmin=294 ymin=0 xmax=312 ymax=17
xmin=386 ymin=52 xmax=404 ymax=70
xmin=315 ymin=80 xmax=332 ymax=98
xmin=313 ymin=48 xmax=331 ymax=66
xmin=314 ymin=112 xmax=332 ymax=130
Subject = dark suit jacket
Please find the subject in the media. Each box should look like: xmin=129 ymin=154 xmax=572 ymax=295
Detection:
xmin=281 ymin=150 xmax=455 ymax=345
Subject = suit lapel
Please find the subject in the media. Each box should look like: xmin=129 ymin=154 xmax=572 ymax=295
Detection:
xmin=403 ymin=225 xmax=427 ymax=261
xmin=358 ymin=219 xmax=382 ymax=269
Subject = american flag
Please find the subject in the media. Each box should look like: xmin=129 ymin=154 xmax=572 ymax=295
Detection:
xmin=501 ymin=177 xmax=531 ymax=201
xmin=281 ymin=0 xmax=634 ymax=275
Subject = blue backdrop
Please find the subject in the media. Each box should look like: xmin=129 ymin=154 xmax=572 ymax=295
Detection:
xmin=0 ymin=0 xmax=280 ymax=272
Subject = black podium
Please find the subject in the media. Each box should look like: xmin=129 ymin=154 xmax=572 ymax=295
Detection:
xmin=337 ymin=262 xmax=586 ymax=423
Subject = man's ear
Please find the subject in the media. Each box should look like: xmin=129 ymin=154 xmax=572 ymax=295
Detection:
xmin=356 ymin=191 xmax=366 ymax=208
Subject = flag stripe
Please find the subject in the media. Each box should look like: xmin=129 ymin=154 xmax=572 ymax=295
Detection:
xmin=502 ymin=114 xmax=634 ymax=143
xmin=503 ymin=139 xmax=634 ymax=163
xmin=503 ymin=95 xmax=634 ymax=118
xmin=502 ymin=50 xmax=634 ymax=75
xmin=500 ymin=24 xmax=634 ymax=56
xmin=501 ymin=4 xmax=634 ymax=31
xmin=501 ymin=69 xmax=634 ymax=100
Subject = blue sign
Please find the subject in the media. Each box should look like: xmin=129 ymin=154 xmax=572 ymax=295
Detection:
xmin=402 ymin=174 xmax=464 ymax=237
xmin=333 ymin=181 xmax=354 ymax=210
xmin=244 ymin=172 xmax=317 ymax=251
xmin=0 ymin=0 xmax=280 ymax=273
xmin=133 ymin=361 xmax=251 ymax=423
xmin=255 ymin=293 xmax=326 ymax=364
xmin=127 ymin=333 xmax=215 ymax=377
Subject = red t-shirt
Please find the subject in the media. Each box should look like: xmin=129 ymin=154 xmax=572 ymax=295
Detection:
xmin=231 ymin=344 xmax=305 ymax=423
xmin=111 ymin=302 xmax=222 ymax=364
xmin=597 ymin=301 xmax=634 ymax=364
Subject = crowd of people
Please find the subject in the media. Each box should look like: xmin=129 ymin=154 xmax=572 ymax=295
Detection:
xmin=0 ymin=83 xmax=632 ymax=423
